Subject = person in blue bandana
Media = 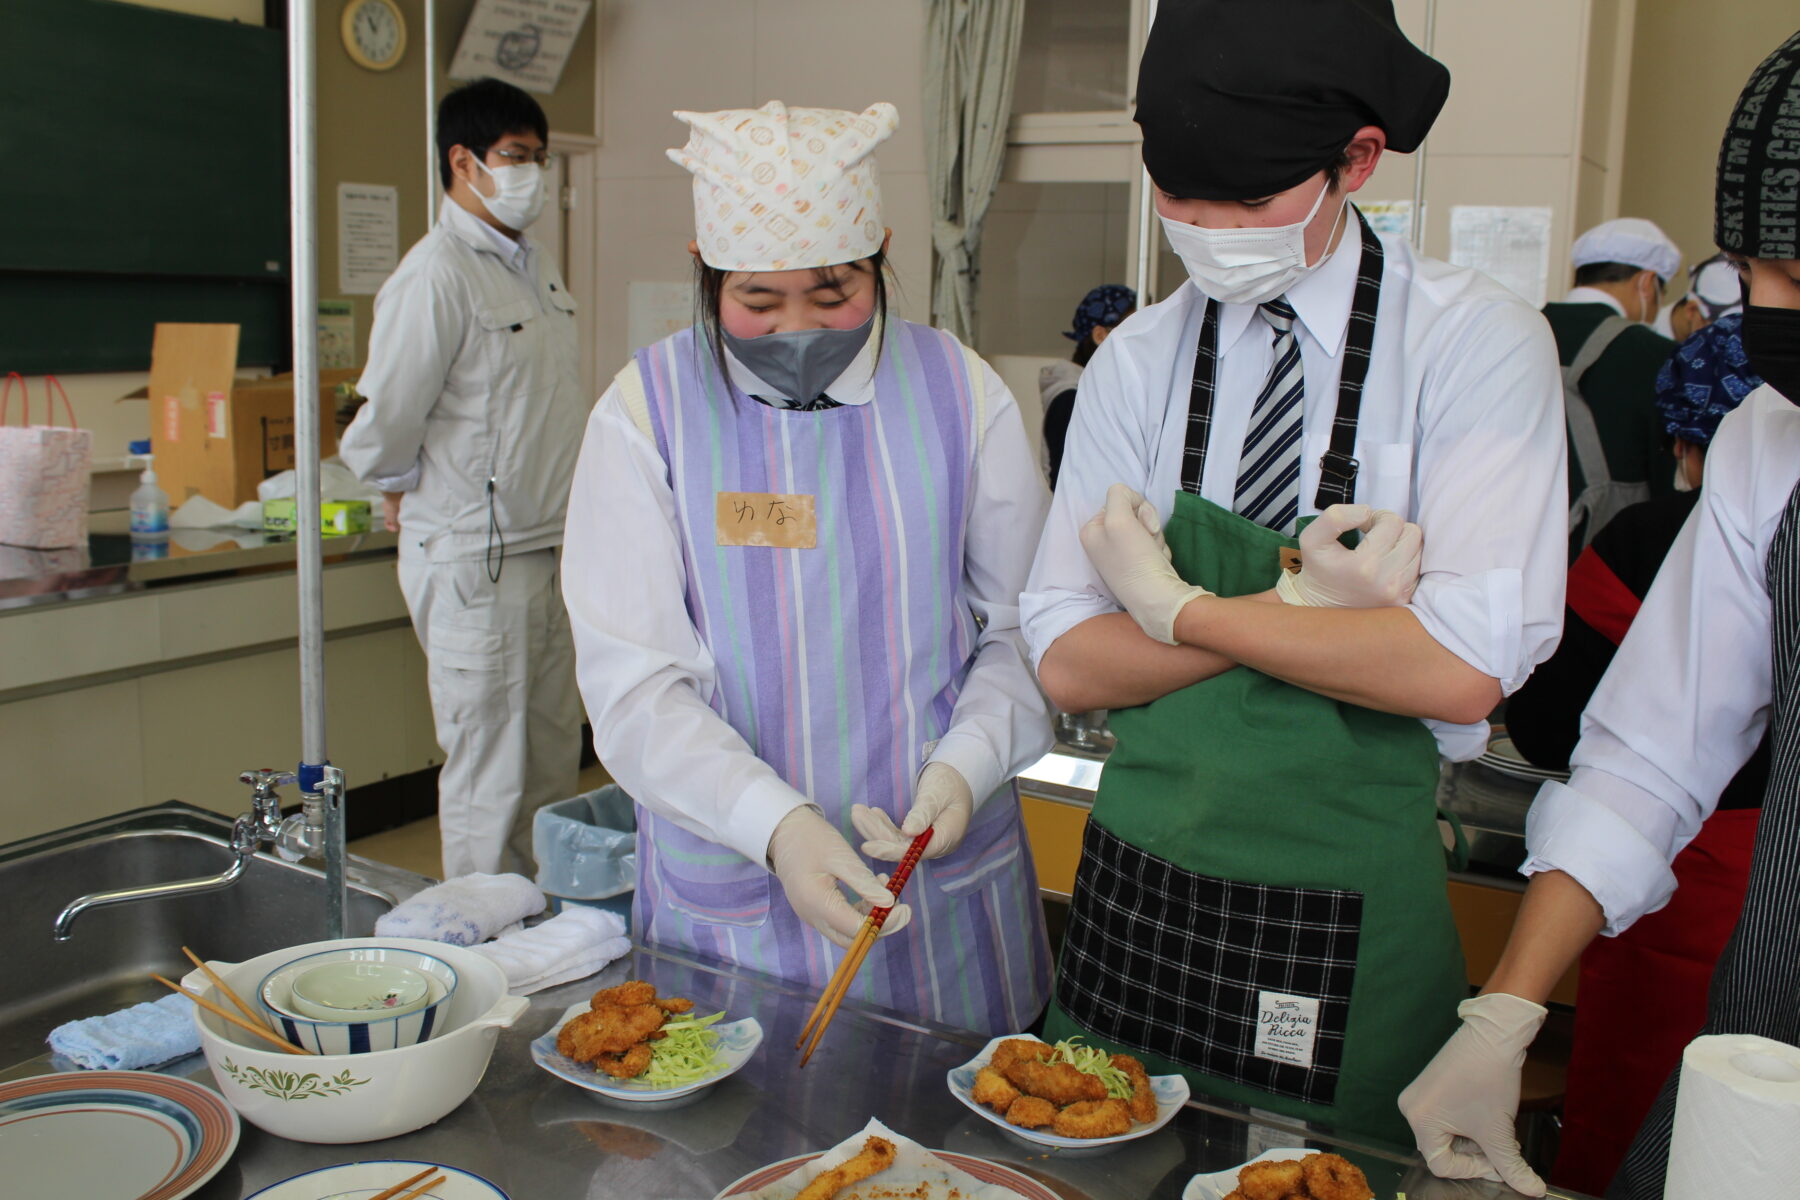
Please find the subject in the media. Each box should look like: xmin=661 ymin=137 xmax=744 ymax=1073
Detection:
xmin=1039 ymin=284 xmax=1136 ymax=488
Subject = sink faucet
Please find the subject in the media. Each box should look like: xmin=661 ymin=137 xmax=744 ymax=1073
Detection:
xmin=52 ymin=767 xmax=342 ymax=941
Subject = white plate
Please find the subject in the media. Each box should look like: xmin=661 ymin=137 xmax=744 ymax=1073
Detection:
xmin=0 ymin=1070 xmax=239 ymax=1200
xmin=946 ymin=1033 xmax=1190 ymax=1156
xmin=1182 ymin=1147 xmax=1311 ymax=1200
xmin=246 ymin=1159 xmax=508 ymax=1199
xmin=715 ymin=1149 xmax=1063 ymax=1199
xmin=530 ymin=1002 xmax=762 ymax=1110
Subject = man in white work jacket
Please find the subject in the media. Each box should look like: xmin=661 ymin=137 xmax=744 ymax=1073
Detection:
xmin=340 ymin=77 xmax=586 ymax=877
xmin=1021 ymin=0 xmax=1567 ymax=1146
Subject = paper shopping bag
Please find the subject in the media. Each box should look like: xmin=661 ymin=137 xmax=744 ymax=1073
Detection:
xmin=0 ymin=373 xmax=93 ymax=549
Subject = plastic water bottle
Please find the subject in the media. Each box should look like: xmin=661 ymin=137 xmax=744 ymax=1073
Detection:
xmin=128 ymin=438 xmax=170 ymax=543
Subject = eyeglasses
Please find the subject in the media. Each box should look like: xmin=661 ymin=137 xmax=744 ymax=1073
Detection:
xmin=490 ymin=147 xmax=556 ymax=170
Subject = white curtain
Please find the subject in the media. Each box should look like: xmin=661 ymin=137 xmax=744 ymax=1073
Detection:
xmin=923 ymin=0 xmax=1026 ymax=344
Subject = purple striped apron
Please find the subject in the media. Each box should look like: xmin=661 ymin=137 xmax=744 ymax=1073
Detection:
xmin=628 ymin=320 xmax=1050 ymax=1037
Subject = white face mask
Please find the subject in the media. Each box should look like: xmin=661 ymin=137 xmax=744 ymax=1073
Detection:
xmin=1160 ymin=178 xmax=1344 ymax=306
xmin=472 ymin=157 xmax=547 ymax=231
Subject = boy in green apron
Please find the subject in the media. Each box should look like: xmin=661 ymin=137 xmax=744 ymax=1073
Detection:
xmin=1019 ymin=0 xmax=1568 ymax=1146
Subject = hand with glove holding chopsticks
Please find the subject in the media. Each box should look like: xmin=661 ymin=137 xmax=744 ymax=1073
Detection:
xmin=767 ymin=806 xmax=911 ymax=950
xmin=852 ymin=762 xmax=970 ymax=863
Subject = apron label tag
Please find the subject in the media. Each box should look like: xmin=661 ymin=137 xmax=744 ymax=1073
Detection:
xmin=715 ymin=492 xmax=817 ymax=549
xmin=1278 ymin=547 xmax=1302 ymax=574
xmin=1254 ymin=991 xmax=1320 ymax=1069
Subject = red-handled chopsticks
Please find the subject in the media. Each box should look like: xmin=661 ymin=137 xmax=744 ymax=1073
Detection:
xmin=795 ymin=826 xmax=934 ymax=1066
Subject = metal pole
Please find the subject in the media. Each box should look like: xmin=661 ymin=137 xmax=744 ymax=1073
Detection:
xmin=288 ymin=0 xmax=343 ymax=935
xmin=1131 ymin=0 xmax=1159 ymax=303
xmin=425 ymin=0 xmax=438 ymax=215
xmin=1409 ymin=0 xmax=1437 ymax=251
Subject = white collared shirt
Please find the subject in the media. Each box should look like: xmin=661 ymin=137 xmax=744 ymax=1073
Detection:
xmin=340 ymin=198 xmax=585 ymax=561
xmin=559 ymin=323 xmax=1053 ymax=864
xmin=1022 ymin=225 xmax=1569 ymax=760
xmin=1523 ymin=383 xmax=1800 ymax=934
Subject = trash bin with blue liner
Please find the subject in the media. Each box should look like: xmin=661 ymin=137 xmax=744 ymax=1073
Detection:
xmin=533 ymin=784 xmax=637 ymax=929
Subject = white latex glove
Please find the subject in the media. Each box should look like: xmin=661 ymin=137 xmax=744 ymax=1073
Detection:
xmin=1079 ymin=483 xmax=1212 ymax=645
xmin=1399 ymin=992 xmax=1550 ymax=1197
xmin=1276 ymin=503 xmax=1424 ymax=608
xmin=850 ymin=762 xmax=973 ymax=862
xmin=766 ymin=807 xmax=911 ymax=949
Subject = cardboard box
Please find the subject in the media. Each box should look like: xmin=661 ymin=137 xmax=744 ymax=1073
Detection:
xmin=262 ymin=498 xmax=372 ymax=536
xmin=148 ymin=324 xmax=350 ymax=508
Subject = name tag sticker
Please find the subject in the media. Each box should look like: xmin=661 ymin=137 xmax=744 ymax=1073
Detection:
xmin=715 ymin=492 xmax=817 ymax=549
xmin=1253 ymin=990 xmax=1320 ymax=1069
xmin=1279 ymin=547 xmax=1302 ymax=574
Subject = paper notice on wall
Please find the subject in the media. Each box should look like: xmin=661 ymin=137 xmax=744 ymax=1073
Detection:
xmin=628 ymin=281 xmax=695 ymax=354
xmin=449 ymin=0 xmax=593 ymax=95
xmin=1357 ymin=199 xmax=1419 ymax=241
xmin=338 ymin=183 xmax=399 ymax=296
xmin=318 ymin=300 xmax=356 ymax=370
xmin=1449 ymin=205 xmax=1554 ymax=308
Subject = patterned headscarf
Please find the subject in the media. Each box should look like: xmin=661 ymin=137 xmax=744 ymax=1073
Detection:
xmin=1656 ymin=314 xmax=1764 ymax=446
xmin=669 ymin=101 xmax=897 ymax=272
xmin=1064 ymin=284 xmax=1138 ymax=344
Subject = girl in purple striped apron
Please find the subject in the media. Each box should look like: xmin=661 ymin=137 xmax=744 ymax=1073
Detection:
xmin=560 ymin=101 xmax=1053 ymax=1037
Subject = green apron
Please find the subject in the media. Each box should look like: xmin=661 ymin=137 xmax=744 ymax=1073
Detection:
xmin=1045 ymin=210 xmax=1466 ymax=1146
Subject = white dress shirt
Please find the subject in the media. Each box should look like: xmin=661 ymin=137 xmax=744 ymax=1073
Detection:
xmin=340 ymin=199 xmax=585 ymax=562
xmin=561 ymin=326 xmax=1053 ymax=864
xmin=1022 ymin=225 xmax=1568 ymax=760
xmin=1524 ymin=384 xmax=1800 ymax=934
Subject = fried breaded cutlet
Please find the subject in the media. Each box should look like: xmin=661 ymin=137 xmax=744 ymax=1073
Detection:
xmin=591 ymin=980 xmax=658 ymax=1008
xmin=593 ymin=1042 xmax=654 ymax=1079
xmin=988 ymin=1037 xmax=1053 ymax=1073
xmin=1004 ymin=1095 xmax=1058 ymax=1129
xmin=970 ymin=1066 xmax=1021 ymax=1114
xmin=1001 ymin=1057 xmax=1109 ymax=1106
xmin=1110 ymin=1053 xmax=1159 ymax=1123
xmin=556 ymin=979 xmax=698 ymax=1080
xmin=793 ymin=1135 xmax=897 ymax=1200
xmin=1236 ymin=1158 xmax=1305 ymax=1200
xmin=1052 ymin=1098 xmax=1132 ymax=1139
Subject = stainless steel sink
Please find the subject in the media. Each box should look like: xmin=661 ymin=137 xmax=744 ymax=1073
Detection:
xmin=0 ymin=801 xmax=432 ymax=1072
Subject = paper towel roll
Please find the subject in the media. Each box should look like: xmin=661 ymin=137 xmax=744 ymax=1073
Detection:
xmin=1665 ymin=1032 xmax=1800 ymax=1199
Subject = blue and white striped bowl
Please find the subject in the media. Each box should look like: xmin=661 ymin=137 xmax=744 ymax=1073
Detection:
xmin=257 ymin=947 xmax=458 ymax=1055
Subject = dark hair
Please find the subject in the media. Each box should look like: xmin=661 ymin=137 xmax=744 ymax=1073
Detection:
xmin=437 ymin=78 xmax=549 ymax=189
xmin=692 ymin=251 xmax=894 ymax=382
xmin=1322 ymin=147 xmax=1355 ymax=194
xmin=1574 ymin=261 xmax=1646 ymax=287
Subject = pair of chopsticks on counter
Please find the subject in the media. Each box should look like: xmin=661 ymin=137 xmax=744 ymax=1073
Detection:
xmin=795 ymin=826 xmax=933 ymax=1067
xmin=367 ymin=1166 xmax=448 ymax=1200
xmin=151 ymin=945 xmax=314 ymax=1056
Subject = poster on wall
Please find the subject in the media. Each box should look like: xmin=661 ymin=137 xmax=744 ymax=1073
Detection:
xmin=628 ymin=282 xmax=696 ymax=354
xmin=337 ymin=183 xmax=399 ymax=296
xmin=1448 ymin=205 xmax=1554 ymax=308
xmin=318 ymin=300 xmax=356 ymax=369
xmin=1357 ymin=199 xmax=1419 ymax=241
xmin=449 ymin=0 xmax=593 ymax=96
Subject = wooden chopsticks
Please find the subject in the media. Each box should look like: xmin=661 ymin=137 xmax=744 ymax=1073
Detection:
xmin=152 ymin=973 xmax=314 ymax=1056
xmin=796 ymin=826 xmax=933 ymax=1067
xmin=181 ymin=945 xmax=267 ymax=1031
xmin=370 ymin=1167 xmax=445 ymax=1200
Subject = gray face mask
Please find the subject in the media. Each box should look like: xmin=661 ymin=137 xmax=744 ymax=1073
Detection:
xmin=721 ymin=314 xmax=874 ymax=406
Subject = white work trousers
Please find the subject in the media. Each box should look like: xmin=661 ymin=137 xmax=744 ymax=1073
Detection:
xmin=397 ymin=546 xmax=581 ymax=877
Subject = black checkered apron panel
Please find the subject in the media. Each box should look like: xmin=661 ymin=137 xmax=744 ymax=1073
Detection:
xmin=1056 ymin=821 xmax=1362 ymax=1106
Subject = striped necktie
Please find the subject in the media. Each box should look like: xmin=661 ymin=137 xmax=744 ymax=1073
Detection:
xmin=1234 ymin=297 xmax=1303 ymax=533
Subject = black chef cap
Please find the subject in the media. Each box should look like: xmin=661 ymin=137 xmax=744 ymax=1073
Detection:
xmin=1135 ymin=0 xmax=1450 ymax=202
xmin=1716 ymin=29 xmax=1800 ymax=260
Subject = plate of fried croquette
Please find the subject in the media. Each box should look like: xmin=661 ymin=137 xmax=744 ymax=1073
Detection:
xmin=1181 ymin=1147 xmax=1376 ymax=1200
xmin=946 ymin=1033 xmax=1190 ymax=1154
xmin=530 ymin=979 xmax=763 ymax=1110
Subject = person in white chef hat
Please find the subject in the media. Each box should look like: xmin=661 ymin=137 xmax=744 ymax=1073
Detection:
xmin=559 ymin=101 xmax=1055 ymax=1035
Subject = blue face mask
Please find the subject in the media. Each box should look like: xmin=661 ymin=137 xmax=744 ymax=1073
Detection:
xmin=721 ymin=313 xmax=874 ymax=406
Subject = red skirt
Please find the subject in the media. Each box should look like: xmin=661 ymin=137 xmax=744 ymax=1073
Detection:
xmin=1549 ymin=807 xmax=1760 ymax=1196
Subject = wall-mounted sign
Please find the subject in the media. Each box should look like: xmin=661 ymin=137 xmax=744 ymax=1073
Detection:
xmin=448 ymin=0 xmax=593 ymax=96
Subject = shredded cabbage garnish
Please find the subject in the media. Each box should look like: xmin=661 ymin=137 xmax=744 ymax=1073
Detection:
xmin=1047 ymin=1036 xmax=1135 ymax=1099
xmin=640 ymin=1011 xmax=727 ymax=1088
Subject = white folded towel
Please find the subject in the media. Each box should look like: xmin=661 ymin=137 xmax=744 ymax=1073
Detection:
xmin=374 ymin=872 xmax=546 ymax=947
xmin=469 ymin=905 xmax=631 ymax=994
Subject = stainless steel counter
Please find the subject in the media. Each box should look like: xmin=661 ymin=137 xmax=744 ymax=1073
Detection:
xmin=5 ymin=944 xmax=1590 ymax=1199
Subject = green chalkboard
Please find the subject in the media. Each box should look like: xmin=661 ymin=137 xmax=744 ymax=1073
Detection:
xmin=0 ymin=0 xmax=289 ymax=373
